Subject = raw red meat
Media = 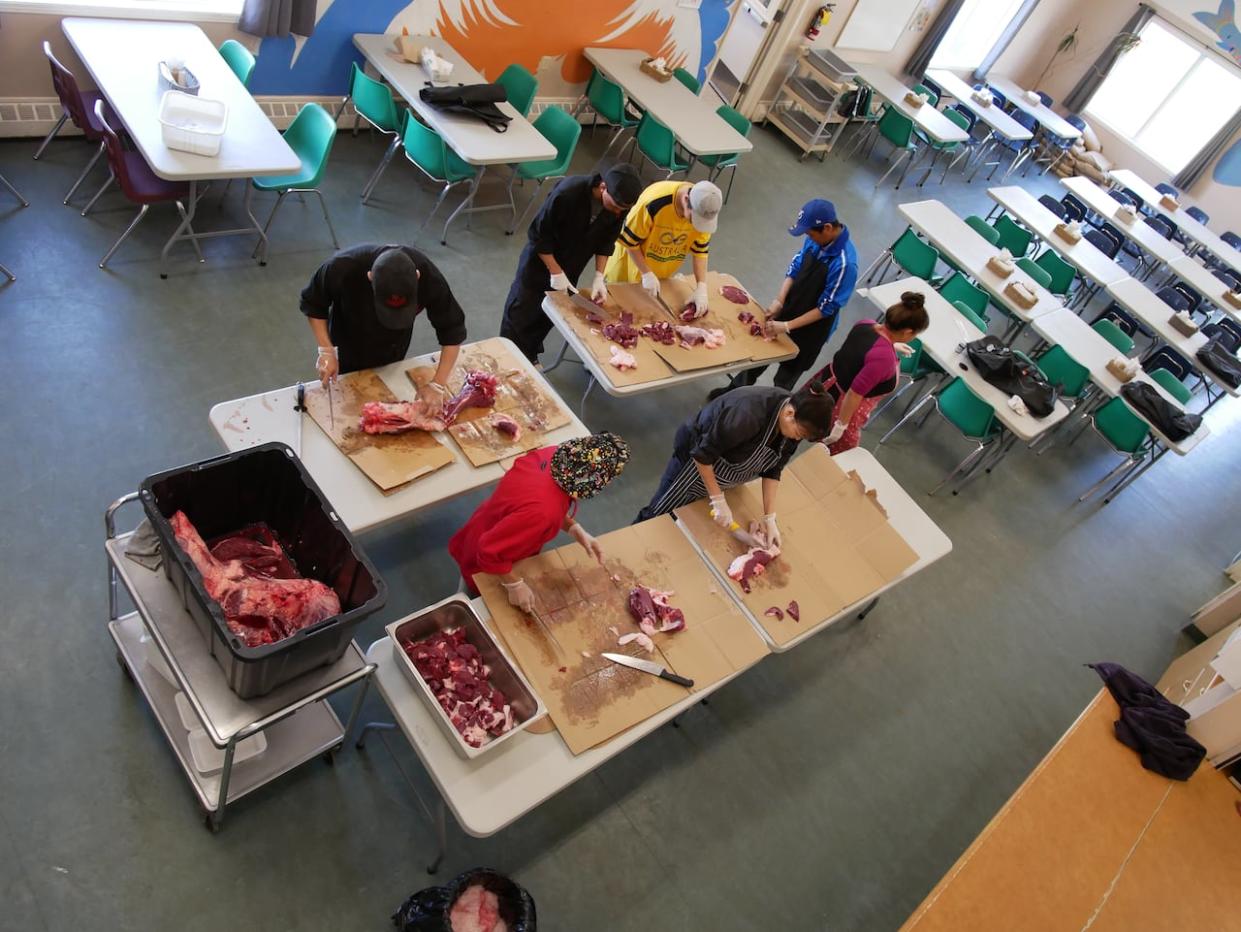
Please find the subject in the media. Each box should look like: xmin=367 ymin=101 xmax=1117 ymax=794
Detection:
xmin=787 ymin=600 xmax=800 ymax=622
xmin=602 ymin=311 xmax=639 ymax=348
xmin=764 ymin=606 xmax=784 ymax=621
xmin=674 ymin=325 xmax=726 ymax=349
xmin=639 ymin=321 xmax=677 ymax=345
xmin=449 ymin=883 xmax=507 ymax=932
xmin=727 ymin=549 xmax=776 ymax=594
xmin=617 ymin=631 xmax=655 ymax=653
xmin=585 ymin=307 xmax=608 ymax=326
xmin=626 ymin=585 xmax=686 ymax=635
xmin=442 ymin=370 xmax=499 ymax=423
xmin=170 ymin=511 xmax=341 ymax=648
xmin=720 ymin=284 xmax=750 ymax=304
xmin=679 ymin=302 xmax=707 ymax=322
xmin=488 ymin=412 xmax=522 ymax=442
xmin=403 ymin=627 xmax=514 ymax=749
xmin=737 ymin=310 xmax=755 ymax=324
xmin=609 ymin=345 xmax=637 ymax=370
xmin=208 ymin=523 xmax=297 ymax=579
xmin=359 ymin=400 xmax=447 ymax=435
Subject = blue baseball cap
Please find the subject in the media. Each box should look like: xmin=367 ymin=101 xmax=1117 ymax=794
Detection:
xmin=789 ymin=198 xmax=838 ymax=235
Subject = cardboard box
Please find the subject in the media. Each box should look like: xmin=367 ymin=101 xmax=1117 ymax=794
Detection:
xmin=1105 ymin=358 xmax=1136 ymax=382
xmin=1169 ymin=313 xmax=1199 ymax=337
xmin=1192 ymin=580 xmax=1241 ymax=637
xmin=1053 ymin=222 xmax=1082 ymax=244
xmin=987 ymin=254 xmax=1015 ymax=277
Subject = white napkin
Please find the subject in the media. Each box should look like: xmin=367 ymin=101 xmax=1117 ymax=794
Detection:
xmin=1007 ymin=395 xmax=1029 ymax=416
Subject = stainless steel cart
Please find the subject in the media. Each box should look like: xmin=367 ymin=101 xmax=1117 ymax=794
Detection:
xmin=766 ymin=48 xmax=856 ymax=161
xmin=105 ymin=492 xmax=376 ymax=831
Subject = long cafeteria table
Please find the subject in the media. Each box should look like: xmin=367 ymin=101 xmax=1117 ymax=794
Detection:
xmin=924 ymin=69 xmax=1033 ymax=178
xmin=1165 ymin=255 xmax=1241 ymax=325
xmin=1061 ymin=175 xmax=1186 ymax=272
xmin=984 ymin=75 xmax=1083 ymax=141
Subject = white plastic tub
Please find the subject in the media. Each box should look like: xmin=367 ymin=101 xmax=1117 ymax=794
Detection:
xmin=159 ymin=90 xmax=228 ymax=157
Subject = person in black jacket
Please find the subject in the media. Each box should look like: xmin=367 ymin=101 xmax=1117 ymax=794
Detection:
xmin=300 ymin=243 xmax=467 ymax=415
xmin=500 ymin=164 xmax=644 ymax=364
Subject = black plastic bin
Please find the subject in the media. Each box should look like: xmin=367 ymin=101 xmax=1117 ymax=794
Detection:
xmin=140 ymin=442 xmax=386 ymax=698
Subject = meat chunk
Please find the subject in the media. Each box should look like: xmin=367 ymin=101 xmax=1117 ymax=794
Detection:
xmin=764 ymin=606 xmax=784 ymax=621
xmin=639 ymin=321 xmax=677 ymax=345
xmin=626 ymin=585 xmax=686 ymax=635
xmin=602 ymin=311 xmax=639 ymax=348
xmin=787 ymin=600 xmax=800 ymax=622
xmin=442 ymin=370 xmax=499 ymax=423
xmin=402 ymin=627 xmax=514 ymax=749
xmin=359 ymin=400 xmax=447 ymax=435
xmin=609 ymin=344 xmax=637 ymax=370
xmin=720 ymin=284 xmax=750 ymax=304
xmin=727 ymin=549 xmax=776 ymax=594
xmin=449 ymin=883 xmax=506 ymax=932
xmin=488 ymin=412 xmax=522 ymax=442
xmin=170 ymin=511 xmax=340 ymax=648
xmin=737 ymin=310 xmax=755 ymax=324
xmin=674 ymin=325 xmax=726 ymax=349
xmin=679 ymin=302 xmax=708 ymax=322
xmin=617 ymin=631 xmax=656 ymax=653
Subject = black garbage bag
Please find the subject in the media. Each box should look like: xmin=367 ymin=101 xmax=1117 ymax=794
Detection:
xmin=419 ymin=83 xmax=512 ymax=133
xmin=393 ymin=867 xmax=536 ymax=932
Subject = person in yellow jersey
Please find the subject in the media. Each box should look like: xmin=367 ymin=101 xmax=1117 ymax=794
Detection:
xmin=604 ymin=179 xmax=723 ymax=316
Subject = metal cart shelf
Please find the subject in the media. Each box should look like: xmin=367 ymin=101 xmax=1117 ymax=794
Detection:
xmin=766 ymin=48 xmax=856 ymax=161
xmin=105 ymin=492 xmax=375 ymax=831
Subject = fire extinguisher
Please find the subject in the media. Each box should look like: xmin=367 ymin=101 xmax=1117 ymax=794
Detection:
xmin=806 ymin=3 xmax=834 ymax=41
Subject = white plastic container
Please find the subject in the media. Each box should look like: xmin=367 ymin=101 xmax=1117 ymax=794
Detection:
xmin=158 ymin=90 xmax=228 ymax=157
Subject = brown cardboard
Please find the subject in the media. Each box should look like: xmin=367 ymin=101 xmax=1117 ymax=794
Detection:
xmin=543 ymin=290 xmax=673 ymax=387
xmin=986 ymin=255 xmax=1015 ymax=277
xmin=661 ymin=272 xmax=799 ymax=363
xmin=1053 ymin=222 xmax=1081 ymax=244
xmin=1168 ymin=313 xmax=1199 ymax=337
xmin=477 ymin=517 xmax=768 ymax=755
xmin=303 ymin=371 xmax=454 ymax=494
xmin=1105 ymin=358 xmax=1136 ymax=382
xmin=1004 ymin=280 xmax=1037 ymax=308
xmin=1223 ymin=289 xmax=1241 ymax=309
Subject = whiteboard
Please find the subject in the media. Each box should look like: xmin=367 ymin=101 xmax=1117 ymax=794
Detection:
xmin=835 ymin=0 xmax=923 ymax=53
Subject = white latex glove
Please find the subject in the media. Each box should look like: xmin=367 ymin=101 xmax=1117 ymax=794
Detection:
xmin=549 ymin=271 xmax=571 ymax=292
xmin=569 ymin=522 xmax=604 ymax=564
xmin=708 ymin=494 xmax=733 ymax=529
xmin=590 ymin=271 xmax=609 ymax=304
xmin=765 ymin=319 xmax=791 ymax=337
xmin=641 ymin=271 xmax=660 ymax=298
xmin=825 ymin=421 xmax=847 ymax=444
xmin=761 ymin=513 xmax=781 ymax=550
xmin=688 ymin=282 xmax=710 ymax=317
xmin=502 ymin=578 xmax=536 ymax=613
xmin=316 ymin=346 xmax=339 ymax=386
xmin=416 ymin=380 xmax=450 ymax=416
xmin=894 ymin=342 xmax=915 ymax=357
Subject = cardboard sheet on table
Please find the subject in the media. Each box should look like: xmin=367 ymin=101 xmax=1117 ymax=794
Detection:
xmin=303 ymin=371 xmax=454 ymax=494
xmin=543 ymin=291 xmax=672 ymax=387
xmin=476 ymin=517 xmax=767 ymax=755
xmin=661 ymin=272 xmax=798 ymax=363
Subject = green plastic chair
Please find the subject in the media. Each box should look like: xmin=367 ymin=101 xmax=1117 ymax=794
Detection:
xmin=341 ymin=62 xmax=403 ymax=203
xmin=506 ymin=106 xmax=581 ymax=234
xmin=632 ymin=111 xmax=688 ymax=178
xmin=1034 ymin=249 xmax=1076 ymax=298
xmin=1148 ymin=366 xmax=1192 ymax=405
xmin=251 ymin=103 xmax=338 ymax=263
xmin=1036 ymin=344 xmax=1090 ymax=398
xmin=916 ymin=108 xmax=973 ymax=187
xmin=939 ymin=271 xmax=990 ymax=323
xmin=219 ymin=39 xmax=255 ymax=87
xmin=864 ymin=226 xmax=940 ymax=284
xmin=870 ymin=108 xmax=918 ymax=188
xmin=574 ymin=68 xmax=639 ymax=160
xmin=966 ymin=215 xmax=1001 ymax=245
xmin=950 ymin=300 xmax=987 ymax=332
xmin=1078 ymin=396 xmax=1151 ymax=503
xmin=872 ymin=337 xmax=944 ymax=421
xmin=400 ymin=109 xmax=478 ymax=245
xmin=912 ymin=83 xmax=940 ymax=107
xmin=497 ymin=63 xmax=538 ymax=118
xmin=882 ymin=376 xmax=1000 ymax=494
xmin=1091 ymin=317 xmax=1135 ymax=354
xmin=1016 ymin=256 xmax=1053 ymax=290
xmin=992 ymin=214 xmax=1033 ymax=256
xmin=698 ymin=104 xmax=751 ymax=202
xmin=673 ymin=67 xmax=701 ymax=94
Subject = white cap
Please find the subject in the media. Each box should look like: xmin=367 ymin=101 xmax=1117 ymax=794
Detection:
xmin=688 ymin=181 xmax=722 ymax=234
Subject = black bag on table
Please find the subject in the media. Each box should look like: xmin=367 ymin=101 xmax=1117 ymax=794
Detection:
xmin=419 ymin=82 xmax=512 ymax=133
xmin=836 ymin=85 xmax=872 ymax=118
xmin=965 ymin=337 xmax=1058 ymax=418
xmin=393 ymin=867 xmax=536 ymax=931
xmin=1119 ymin=381 xmax=1201 ymax=442
xmin=1196 ymin=337 xmax=1241 ymax=389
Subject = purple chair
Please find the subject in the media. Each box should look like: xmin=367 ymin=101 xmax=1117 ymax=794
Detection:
xmin=82 ymin=100 xmax=201 ymax=270
xmin=34 ymin=41 xmax=115 ymax=206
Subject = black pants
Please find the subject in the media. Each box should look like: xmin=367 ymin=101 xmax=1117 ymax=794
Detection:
xmin=726 ymin=354 xmax=818 ymax=392
xmin=500 ymin=279 xmax=553 ymax=364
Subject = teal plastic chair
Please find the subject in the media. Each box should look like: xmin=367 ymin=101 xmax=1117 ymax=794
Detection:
xmin=400 ymin=109 xmax=478 ymax=246
xmin=1016 ymin=256 xmax=1053 ymax=290
xmin=506 ymin=106 xmax=581 ymax=234
xmin=870 ymin=336 xmax=946 ymax=421
xmin=966 ymin=215 xmax=1001 ymax=245
xmin=912 ymin=83 xmax=940 ymax=107
xmin=1035 ymin=345 xmax=1089 ymax=399
xmin=573 ymin=69 xmax=638 ymax=160
xmin=915 ymin=108 xmax=973 ymax=187
xmin=863 ymin=226 xmax=940 ymax=284
xmin=869 ymin=107 xmax=919 ymax=188
xmin=1034 ymin=249 xmax=1076 ymax=298
xmin=673 ymin=67 xmax=701 ymax=94
xmin=497 ymin=63 xmax=537 ymax=118
xmin=631 ymin=111 xmax=688 ymax=178
xmin=251 ymin=103 xmax=338 ymax=263
xmin=698 ymin=104 xmax=751 ymax=202
xmin=939 ymin=271 xmax=990 ymax=323
xmin=951 ymin=300 xmax=987 ymax=331
xmin=992 ymin=214 xmax=1034 ymax=256
xmin=1091 ymin=317 xmax=1135 ymax=354
xmin=1149 ymin=367 xmax=1192 ymax=405
xmin=341 ymin=62 xmax=403 ymax=203
xmin=219 ymin=40 xmax=255 ymax=87
xmin=1078 ymin=396 xmax=1152 ymax=503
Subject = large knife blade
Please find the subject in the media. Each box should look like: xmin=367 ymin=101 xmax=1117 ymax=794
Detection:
xmin=652 ymin=290 xmax=681 ymax=323
xmin=602 ymin=651 xmax=694 ymax=687
xmin=326 ymin=379 xmax=335 ymax=430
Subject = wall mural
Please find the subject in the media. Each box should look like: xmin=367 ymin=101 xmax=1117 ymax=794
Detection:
xmin=249 ymin=0 xmax=736 ymax=98
xmin=1193 ymin=0 xmax=1241 ymax=63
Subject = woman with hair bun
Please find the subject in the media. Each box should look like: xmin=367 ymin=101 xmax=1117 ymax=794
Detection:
xmin=807 ymin=290 xmax=930 ymax=454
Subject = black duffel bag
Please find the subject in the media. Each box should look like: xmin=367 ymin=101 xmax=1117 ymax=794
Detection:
xmin=1120 ymin=381 xmax=1201 ymax=441
xmin=419 ymin=82 xmax=512 ymax=133
xmin=965 ymin=337 xmax=1058 ymax=418
xmin=1196 ymin=337 xmax=1241 ymax=389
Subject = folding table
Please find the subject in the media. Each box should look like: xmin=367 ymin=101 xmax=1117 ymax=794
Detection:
xmin=1061 ymin=175 xmax=1185 ymax=275
xmin=984 ymin=76 xmax=1083 ymax=141
xmin=925 ymin=69 xmax=1033 ymax=179
xmin=1165 ymin=254 xmax=1241 ymax=326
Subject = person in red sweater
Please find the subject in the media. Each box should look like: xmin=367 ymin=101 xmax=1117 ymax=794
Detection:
xmin=448 ymin=432 xmax=630 ymax=611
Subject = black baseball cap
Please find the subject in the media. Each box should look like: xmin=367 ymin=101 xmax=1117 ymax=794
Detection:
xmin=370 ymin=247 xmax=419 ymax=329
xmin=603 ymin=164 xmax=643 ymax=209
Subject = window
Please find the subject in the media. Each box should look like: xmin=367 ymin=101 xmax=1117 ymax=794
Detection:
xmin=1085 ymin=18 xmax=1241 ymax=174
xmin=929 ymin=0 xmax=1029 ymax=71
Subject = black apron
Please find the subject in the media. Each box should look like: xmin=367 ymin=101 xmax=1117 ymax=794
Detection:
xmin=778 ymin=255 xmax=834 ymax=362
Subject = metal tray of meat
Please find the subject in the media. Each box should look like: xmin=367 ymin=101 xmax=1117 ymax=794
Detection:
xmin=386 ymin=596 xmax=545 ymax=760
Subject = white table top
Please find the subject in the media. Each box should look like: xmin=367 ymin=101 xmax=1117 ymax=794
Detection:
xmin=924 ymin=69 xmax=1033 ymax=141
xmin=1108 ymin=168 xmax=1241 ymax=274
xmin=353 ymin=34 xmax=555 ymax=166
xmin=1167 ymin=255 xmax=1241 ymax=325
xmin=540 ymin=295 xmax=796 ymax=397
xmin=63 ymin=18 xmax=299 ymax=182
xmin=987 ymin=185 xmax=1131 ymax=287
xmin=207 ymin=339 xmax=590 ymax=533
xmin=1060 ymin=175 xmax=1185 ymax=268
xmin=364 ymin=447 xmax=948 ymax=837
xmin=1030 ymin=306 xmax=1207 ymax=455
xmin=850 ymin=62 xmax=969 ymax=144
xmin=985 ymin=76 xmax=1083 ymax=139
xmin=582 ymin=48 xmax=752 ymax=157
xmin=1105 ymin=278 xmax=1240 ymax=398
xmin=898 ymin=199 xmax=1063 ymax=324
xmin=863 ymin=277 xmax=1072 ymax=441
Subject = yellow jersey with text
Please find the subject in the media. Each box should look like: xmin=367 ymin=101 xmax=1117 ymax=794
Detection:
xmin=604 ymin=181 xmax=711 ymax=282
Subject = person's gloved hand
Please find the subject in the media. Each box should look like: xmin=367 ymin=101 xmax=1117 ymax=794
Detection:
xmin=825 ymin=420 xmax=847 ymax=444
xmin=569 ymin=522 xmax=604 ymax=564
xmin=709 ymin=494 xmax=733 ymax=529
xmin=417 ymin=380 xmax=450 ymax=416
xmin=316 ymin=346 xmax=339 ymax=386
xmin=549 ymin=271 xmax=572 ymax=292
xmin=765 ymin=319 xmax=791 ymax=337
xmin=761 ymin=513 xmax=781 ymax=550
xmin=894 ymin=342 xmax=915 ymax=357
xmin=590 ymin=271 xmax=609 ymax=305
xmin=502 ymin=578 xmax=536 ymax=613
xmin=687 ymin=282 xmax=710 ymax=319
xmin=641 ymin=271 xmax=660 ymax=298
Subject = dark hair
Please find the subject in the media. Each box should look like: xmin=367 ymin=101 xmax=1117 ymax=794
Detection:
xmin=789 ymin=380 xmax=835 ymax=442
xmin=885 ymin=291 xmax=930 ymax=334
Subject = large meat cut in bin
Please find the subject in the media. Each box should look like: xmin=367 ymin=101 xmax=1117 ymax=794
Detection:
xmin=140 ymin=442 xmax=386 ymax=698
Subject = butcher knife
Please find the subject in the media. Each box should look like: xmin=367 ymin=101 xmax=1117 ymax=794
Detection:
xmin=326 ymin=378 xmax=335 ymax=430
xmin=651 ymin=289 xmax=681 ymax=323
xmin=602 ymin=652 xmax=694 ymax=688
xmin=293 ymin=382 xmax=306 ymax=456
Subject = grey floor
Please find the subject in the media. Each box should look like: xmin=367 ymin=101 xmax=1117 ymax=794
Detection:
xmin=1 ymin=122 xmax=1237 ymax=932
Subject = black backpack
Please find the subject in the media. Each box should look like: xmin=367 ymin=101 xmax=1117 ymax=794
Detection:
xmin=1196 ymin=337 xmax=1241 ymax=389
xmin=1119 ymin=381 xmax=1201 ymax=442
xmin=965 ymin=337 xmax=1058 ymax=418
xmin=419 ymin=82 xmax=512 ymax=133
xmin=836 ymin=85 xmax=872 ymax=118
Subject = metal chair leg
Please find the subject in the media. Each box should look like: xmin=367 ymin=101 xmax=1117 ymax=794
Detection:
xmin=1078 ymin=454 xmax=1141 ymax=503
xmin=929 ymin=442 xmax=986 ymax=496
xmin=507 ymin=177 xmax=545 ymax=236
xmin=81 ymin=174 xmax=115 ymax=216
xmin=421 ymin=181 xmax=458 ymax=231
xmin=879 ymin=391 xmax=933 ymax=444
xmin=307 ymin=188 xmax=339 ymax=249
xmin=0 ymin=261 xmax=14 ymax=282
xmin=441 ymin=171 xmax=484 ymax=246
xmin=361 ymin=134 xmax=401 ymax=204
xmin=1102 ymin=451 xmax=1158 ymax=504
xmin=861 ymin=249 xmax=893 ymax=284
xmin=0 ymin=173 xmax=29 ymax=207
xmin=98 ymin=204 xmax=150 ymax=269
xmin=251 ymin=191 xmax=288 ymax=261
xmin=33 ymin=113 xmax=68 ymax=160
xmin=65 ymin=142 xmax=105 ymax=205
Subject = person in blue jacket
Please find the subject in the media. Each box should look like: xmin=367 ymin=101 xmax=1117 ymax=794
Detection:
xmin=709 ymin=198 xmax=858 ymax=398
